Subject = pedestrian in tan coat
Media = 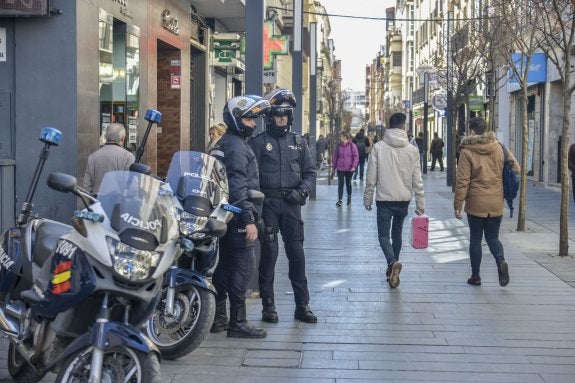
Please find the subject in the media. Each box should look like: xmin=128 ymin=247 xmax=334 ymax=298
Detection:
xmin=454 ymin=117 xmax=520 ymax=287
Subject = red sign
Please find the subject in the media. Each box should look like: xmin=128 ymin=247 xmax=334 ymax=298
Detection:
xmin=263 ymin=20 xmax=289 ymax=70
xmin=170 ymin=59 xmax=181 ymax=89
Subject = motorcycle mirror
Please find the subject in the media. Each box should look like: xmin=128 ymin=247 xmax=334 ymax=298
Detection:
xmin=47 ymin=172 xmax=77 ymax=193
xmin=130 ymin=163 xmax=151 ymax=175
xmin=247 ymin=190 xmax=265 ymax=204
xmin=203 ymin=218 xmax=227 ymax=238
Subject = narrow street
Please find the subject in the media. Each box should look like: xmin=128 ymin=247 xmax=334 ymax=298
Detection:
xmin=2 ymin=170 xmax=575 ymax=383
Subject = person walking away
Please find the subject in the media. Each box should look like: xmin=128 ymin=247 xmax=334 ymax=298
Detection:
xmin=569 ymin=143 xmax=575 ymax=203
xmin=454 ymin=117 xmax=520 ymax=287
xmin=430 ymin=132 xmax=444 ymax=171
xmin=209 ymin=95 xmax=271 ymax=338
xmin=332 ymin=131 xmax=359 ymax=207
xmin=352 ymin=128 xmax=370 ymax=181
xmin=207 ymin=122 xmax=227 ymax=152
xmin=83 ymin=123 xmax=135 ymax=196
xmin=415 ymin=131 xmax=425 ymax=171
xmin=250 ymin=88 xmax=318 ymax=324
xmin=408 ymin=133 xmax=415 ymax=146
xmin=316 ymin=134 xmax=328 ymax=170
xmin=363 ymin=113 xmax=425 ymax=288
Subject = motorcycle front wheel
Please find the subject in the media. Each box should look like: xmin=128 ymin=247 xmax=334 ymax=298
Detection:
xmin=146 ymin=285 xmax=216 ymax=360
xmin=56 ymin=346 xmax=161 ymax=383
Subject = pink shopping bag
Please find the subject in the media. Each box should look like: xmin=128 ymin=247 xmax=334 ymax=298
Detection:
xmin=410 ymin=214 xmax=429 ymax=249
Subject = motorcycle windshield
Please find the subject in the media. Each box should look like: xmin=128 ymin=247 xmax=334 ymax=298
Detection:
xmin=166 ymin=151 xmax=229 ymax=217
xmin=98 ymin=171 xmax=178 ymax=248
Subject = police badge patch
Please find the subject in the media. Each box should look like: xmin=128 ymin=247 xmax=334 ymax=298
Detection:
xmin=266 ymin=143 xmax=273 ymax=152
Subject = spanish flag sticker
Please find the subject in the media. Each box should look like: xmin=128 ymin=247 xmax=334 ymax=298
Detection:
xmin=52 ymin=260 xmax=73 ymax=295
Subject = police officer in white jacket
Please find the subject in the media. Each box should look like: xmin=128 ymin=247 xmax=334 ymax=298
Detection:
xmin=363 ymin=112 xmax=425 ymax=288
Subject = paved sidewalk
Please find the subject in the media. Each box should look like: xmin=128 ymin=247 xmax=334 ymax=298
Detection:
xmin=2 ymin=170 xmax=575 ymax=382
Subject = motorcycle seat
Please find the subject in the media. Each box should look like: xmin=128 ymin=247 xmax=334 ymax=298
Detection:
xmin=32 ymin=220 xmax=72 ymax=267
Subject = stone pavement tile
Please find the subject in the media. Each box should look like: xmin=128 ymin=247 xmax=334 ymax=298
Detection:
xmin=539 ymin=374 xmax=575 ymax=383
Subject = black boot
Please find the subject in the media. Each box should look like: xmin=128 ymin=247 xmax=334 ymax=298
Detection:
xmin=261 ymin=299 xmax=278 ymax=323
xmin=294 ymin=305 xmax=317 ymax=323
xmin=210 ymin=300 xmax=228 ymax=333
xmin=227 ymin=304 xmax=267 ymax=338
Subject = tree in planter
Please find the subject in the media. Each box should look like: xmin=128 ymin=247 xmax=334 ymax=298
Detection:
xmin=532 ymin=0 xmax=575 ymax=256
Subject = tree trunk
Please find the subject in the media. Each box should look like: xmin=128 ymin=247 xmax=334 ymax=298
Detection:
xmin=516 ymin=87 xmax=529 ymax=231
xmin=559 ymin=76 xmax=572 ymax=256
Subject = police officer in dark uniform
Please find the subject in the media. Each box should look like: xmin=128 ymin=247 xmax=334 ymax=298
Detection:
xmin=249 ymin=89 xmax=318 ymax=323
xmin=209 ymin=95 xmax=270 ymax=338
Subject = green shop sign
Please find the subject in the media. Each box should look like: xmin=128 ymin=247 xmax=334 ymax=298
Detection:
xmin=469 ymin=96 xmax=484 ymax=112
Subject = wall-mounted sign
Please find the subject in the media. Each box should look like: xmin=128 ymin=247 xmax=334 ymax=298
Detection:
xmin=263 ymin=20 xmax=289 ymax=70
xmin=162 ymin=9 xmax=179 ymax=35
xmin=171 ymin=59 xmax=181 ymax=89
xmin=0 ymin=0 xmax=48 ymax=17
xmin=509 ymin=53 xmax=547 ymax=84
xmin=0 ymin=28 xmax=6 ymax=62
xmin=431 ymin=90 xmax=447 ymax=111
xmin=211 ymin=33 xmax=245 ymax=72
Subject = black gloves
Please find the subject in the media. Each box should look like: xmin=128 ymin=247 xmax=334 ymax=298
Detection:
xmin=285 ymin=187 xmax=308 ymax=206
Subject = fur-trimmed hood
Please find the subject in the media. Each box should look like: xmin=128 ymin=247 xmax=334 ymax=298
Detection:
xmin=460 ymin=131 xmax=499 ymax=156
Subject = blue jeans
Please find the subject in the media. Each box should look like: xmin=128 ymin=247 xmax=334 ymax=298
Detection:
xmin=467 ymin=214 xmax=504 ymax=275
xmin=376 ymin=205 xmax=409 ymax=266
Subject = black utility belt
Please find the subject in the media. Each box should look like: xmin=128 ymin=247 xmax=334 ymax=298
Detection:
xmin=263 ymin=190 xmax=291 ymax=199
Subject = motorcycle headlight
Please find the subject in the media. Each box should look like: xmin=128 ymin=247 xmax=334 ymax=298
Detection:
xmin=106 ymin=237 xmax=162 ymax=281
xmin=174 ymin=208 xmax=208 ymax=239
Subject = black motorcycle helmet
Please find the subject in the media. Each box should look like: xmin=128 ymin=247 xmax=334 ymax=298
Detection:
xmin=264 ymin=88 xmax=296 ymax=136
xmin=223 ymin=95 xmax=270 ymax=138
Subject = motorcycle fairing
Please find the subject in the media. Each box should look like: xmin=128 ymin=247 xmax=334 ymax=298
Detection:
xmin=166 ymin=151 xmax=229 ymax=212
xmin=99 ymin=171 xmax=179 ymax=248
xmin=0 ymin=228 xmax=24 ymax=300
xmin=35 ymin=241 xmax=96 ymax=317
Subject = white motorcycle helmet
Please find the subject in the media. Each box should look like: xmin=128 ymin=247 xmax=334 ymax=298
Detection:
xmin=223 ymin=95 xmax=270 ymax=138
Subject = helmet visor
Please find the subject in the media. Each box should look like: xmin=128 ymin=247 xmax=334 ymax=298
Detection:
xmin=272 ymin=107 xmax=293 ymax=117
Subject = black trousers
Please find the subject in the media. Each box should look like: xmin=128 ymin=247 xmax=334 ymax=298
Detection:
xmin=337 ymin=170 xmax=353 ymax=200
xmin=259 ymin=197 xmax=310 ymax=307
xmin=353 ymin=156 xmax=367 ymax=180
xmin=431 ymin=153 xmax=444 ymax=170
xmin=212 ymin=221 xmax=255 ymax=308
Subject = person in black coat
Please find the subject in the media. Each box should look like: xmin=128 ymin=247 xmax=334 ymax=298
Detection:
xmin=352 ymin=128 xmax=370 ymax=181
xmin=430 ymin=132 xmax=445 ymax=171
xmin=209 ymin=95 xmax=270 ymax=338
xmin=249 ymin=88 xmax=318 ymax=324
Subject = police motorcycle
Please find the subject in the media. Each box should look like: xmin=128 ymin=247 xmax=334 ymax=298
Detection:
xmin=144 ymin=150 xmax=240 ymax=360
xmin=0 ymin=127 xmax=178 ymax=382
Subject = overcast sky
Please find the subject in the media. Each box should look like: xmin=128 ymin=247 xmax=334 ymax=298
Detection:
xmin=322 ymin=0 xmax=396 ymax=91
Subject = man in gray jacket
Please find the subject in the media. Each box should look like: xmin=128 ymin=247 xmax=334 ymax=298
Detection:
xmin=363 ymin=113 xmax=425 ymax=288
xmin=83 ymin=123 xmax=135 ymax=195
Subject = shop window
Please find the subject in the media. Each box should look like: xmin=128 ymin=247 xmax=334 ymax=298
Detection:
xmin=98 ymin=9 xmax=140 ymax=150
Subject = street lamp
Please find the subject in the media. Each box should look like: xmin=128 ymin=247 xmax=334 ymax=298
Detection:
xmin=446 ymin=10 xmax=455 ymax=188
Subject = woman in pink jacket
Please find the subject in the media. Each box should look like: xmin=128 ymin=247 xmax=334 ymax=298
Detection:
xmin=332 ymin=131 xmax=359 ymax=206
